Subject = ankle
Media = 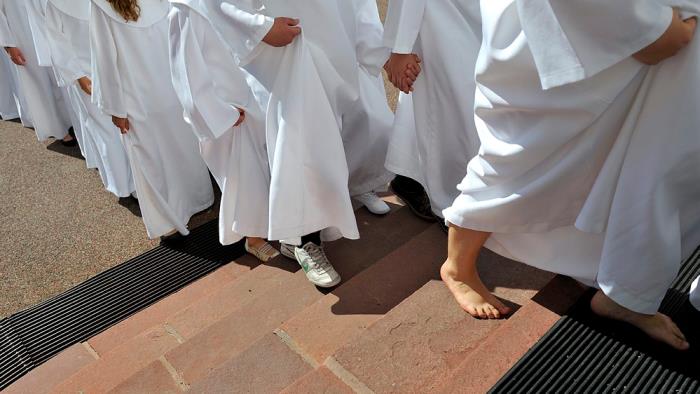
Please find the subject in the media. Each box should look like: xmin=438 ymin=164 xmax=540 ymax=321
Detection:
xmin=441 ymin=258 xmax=479 ymax=281
xmin=246 ymin=237 xmax=265 ymax=248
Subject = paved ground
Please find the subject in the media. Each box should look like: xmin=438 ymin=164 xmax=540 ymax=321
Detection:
xmin=0 ymin=1 xmax=396 ymax=320
xmin=0 ymin=119 xmax=217 ymax=318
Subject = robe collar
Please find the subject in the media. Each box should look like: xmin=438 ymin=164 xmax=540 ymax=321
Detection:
xmin=47 ymin=0 xmax=90 ymax=21
xmin=91 ymin=0 xmax=170 ymax=27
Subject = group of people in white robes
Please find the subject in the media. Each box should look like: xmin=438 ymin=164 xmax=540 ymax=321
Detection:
xmin=2 ymin=0 xmax=699 ymax=352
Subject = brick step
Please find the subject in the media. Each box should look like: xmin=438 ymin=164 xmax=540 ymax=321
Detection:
xmin=4 ymin=260 xmax=256 ymax=394
xmin=91 ymin=205 xmax=425 ymax=390
xmin=4 ymin=344 xmax=97 ymax=394
xmin=324 ymin=249 xmax=556 ymax=393
xmin=162 ymin=206 xmax=429 ymax=386
xmin=185 ymin=224 xmax=445 ymax=391
xmin=434 ymin=276 xmax=588 ymax=393
xmin=278 ymin=224 xmax=447 ymax=365
xmin=89 ymin=257 xmax=262 ymax=355
xmin=280 ymin=367 xmax=354 ymax=394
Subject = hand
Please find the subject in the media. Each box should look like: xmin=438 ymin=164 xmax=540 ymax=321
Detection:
xmin=262 ymin=17 xmax=301 ymax=47
xmin=384 ymin=53 xmax=422 ymax=94
xmin=234 ymin=107 xmax=246 ymax=127
xmin=77 ymin=76 xmax=92 ymax=96
xmin=5 ymin=47 xmax=26 ymax=66
xmin=634 ymin=9 xmax=696 ymax=65
xmin=112 ymin=116 xmax=130 ymax=134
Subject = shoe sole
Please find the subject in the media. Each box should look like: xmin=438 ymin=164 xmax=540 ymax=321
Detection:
xmin=389 ymin=184 xmax=437 ymax=222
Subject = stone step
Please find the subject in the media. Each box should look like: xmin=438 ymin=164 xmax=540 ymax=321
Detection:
xmin=109 ymin=359 xmax=183 ymax=394
xmin=278 ymin=224 xmax=447 ymax=364
xmin=37 ymin=205 xmax=420 ymax=392
xmin=4 ymin=344 xmax=97 ymax=394
xmin=163 ymin=268 xmax=321 ymax=385
xmin=326 ymin=250 xmax=555 ymax=393
xmin=160 ymin=208 xmax=424 ymax=385
xmin=53 ymin=325 xmax=183 ymax=393
xmin=88 ymin=257 xmax=260 ymax=355
xmin=188 ymin=333 xmax=313 ymax=393
xmin=280 ymin=366 xmax=354 ymax=394
xmin=434 ymin=276 xmax=587 ymax=393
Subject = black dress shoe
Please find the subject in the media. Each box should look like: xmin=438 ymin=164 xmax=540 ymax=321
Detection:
xmin=390 ymin=175 xmax=436 ymax=222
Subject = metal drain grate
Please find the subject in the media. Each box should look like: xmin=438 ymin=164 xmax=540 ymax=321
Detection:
xmin=491 ymin=247 xmax=700 ymax=393
xmin=0 ymin=220 xmax=244 ymax=389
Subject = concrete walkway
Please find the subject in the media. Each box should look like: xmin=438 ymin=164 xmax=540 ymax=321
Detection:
xmin=0 ymin=119 xmax=216 ymax=319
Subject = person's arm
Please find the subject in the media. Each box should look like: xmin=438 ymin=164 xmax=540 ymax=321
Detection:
xmin=89 ymin=3 xmax=128 ymax=130
xmin=24 ymin=0 xmax=53 ymax=67
xmin=45 ymin=3 xmax=88 ymax=89
xmin=218 ymin=2 xmax=281 ymax=62
xmin=0 ymin=0 xmax=24 ymax=65
xmin=383 ymin=0 xmax=426 ymax=54
xmin=169 ymin=7 xmax=252 ymax=140
xmin=382 ymin=0 xmax=426 ymax=93
xmin=353 ymin=0 xmax=390 ymax=77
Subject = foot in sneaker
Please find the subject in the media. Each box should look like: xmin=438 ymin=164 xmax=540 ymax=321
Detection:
xmin=245 ymin=239 xmax=280 ymax=262
xmin=354 ymin=192 xmax=391 ymax=215
xmin=293 ymin=242 xmax=341 ymax=288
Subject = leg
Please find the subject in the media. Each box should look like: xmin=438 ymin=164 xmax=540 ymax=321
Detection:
xmin=440 ymin=224 xmax=511 ymax=319
xmin=590 ymin=291 xmax=689 ymax=350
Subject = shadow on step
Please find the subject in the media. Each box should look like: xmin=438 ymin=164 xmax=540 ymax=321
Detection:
xmin=325 ymin=225 xmax=552 ymax=317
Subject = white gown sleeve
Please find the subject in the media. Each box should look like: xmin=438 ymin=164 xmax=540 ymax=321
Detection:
xmin=382 ymin=0 xmax=427 ymax=54
xmin=90 ymin=4 xmax=127 ymax=118
xmin=218 ymin=1 xmax=274 ymax=64
xmin=0 ymin=1 xmax=17 ymax=47
xmin=24 ymin=0 xmax=53 ymax=67
xmin=517 ymin=0 xmax=675 ymax=89
xmin=45 ymin=4 xmax=86 ymax=85
xmin=169 ymin=8 xmax=252 ymax=141
xmin=353 ymin=0 xmax=391 ymax=76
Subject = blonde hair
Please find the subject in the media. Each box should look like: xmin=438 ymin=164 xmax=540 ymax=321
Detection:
xmin=106 ymin=0 xmax=141 ymax=22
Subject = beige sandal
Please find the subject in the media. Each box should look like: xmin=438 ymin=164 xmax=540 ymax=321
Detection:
xmin=245 ymin=239 xmax=280 ymax=262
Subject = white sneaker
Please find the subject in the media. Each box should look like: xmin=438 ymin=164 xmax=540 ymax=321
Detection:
xmin=354 ymin=192 xmax=390 ymax=215
xmin=293 ymin=242 xmax=341 ymax=288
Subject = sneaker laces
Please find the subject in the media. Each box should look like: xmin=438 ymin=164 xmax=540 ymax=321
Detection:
xmin=305 ymin=244 xmax=332 ymax=274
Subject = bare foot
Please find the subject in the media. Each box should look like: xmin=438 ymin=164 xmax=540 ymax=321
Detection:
xmin=440 ymin=258 xmax=512 ymax=319
xmin=591 ymin=291 xmax=689 ymax=351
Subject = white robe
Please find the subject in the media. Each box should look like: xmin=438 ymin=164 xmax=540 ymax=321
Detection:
xmin=45 ymin=0 xmax=134 ymax=197
xmin=383 ymin=0 xmax=482 ymax=217
xmin=0 ymin=53 xmax=18 ymax=119
xmin=0 ymin=0 xmax=70 ymax=140
xmin=90 ymin=0 xmax=214 ymax=239
xmin=443 ymin=0 xmax=700 ymax=314
xmin=215 ymin=0 xmax=359 ymax=244
xmin=691 ymin=276 xmax=699 ymax=311
xmin=168 ymin=0 xmax=271 ymax=246
xmin=25 ymin=0 xmax=93 ymax=167
xmin=1 ymin=54 xmax=31 ymax=125
xmin=223 ymin=0 xmax=394 ymax=198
